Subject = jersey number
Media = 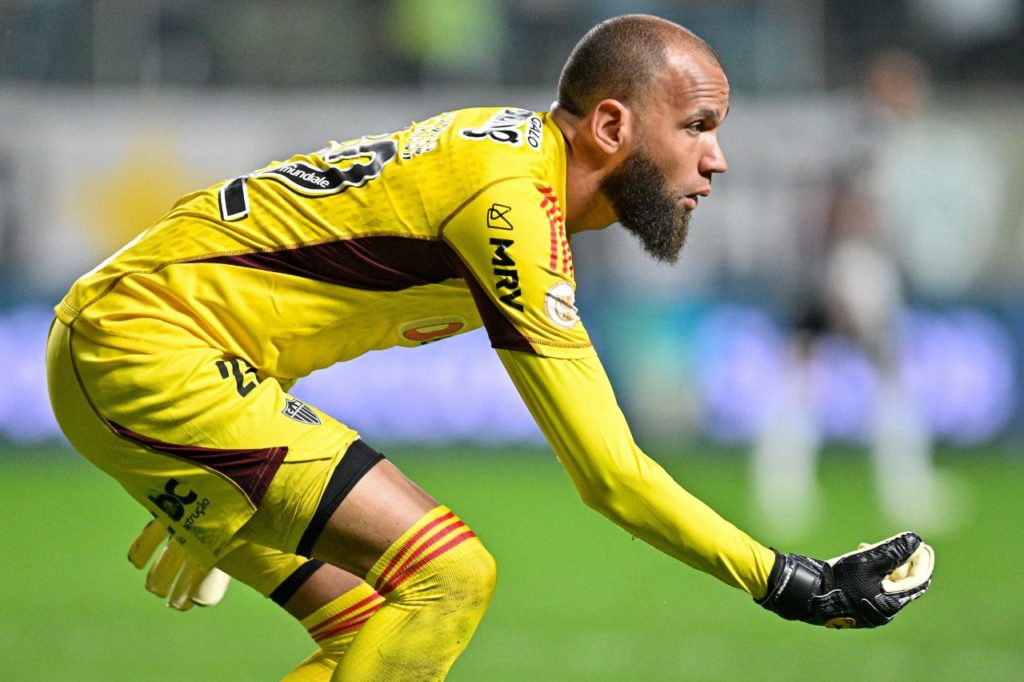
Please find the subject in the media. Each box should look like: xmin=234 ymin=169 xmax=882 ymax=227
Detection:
xmin=216 ymin=358 xmax=259 ymax=397
xmin=219 ymin=137 xmax=398 ymax=221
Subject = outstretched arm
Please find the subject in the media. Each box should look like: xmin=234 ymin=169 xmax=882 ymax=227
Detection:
xmin=499 ymin=349 xmax=934 ymax=628
xmin=498 ymin=348 xmax=775 ymax=597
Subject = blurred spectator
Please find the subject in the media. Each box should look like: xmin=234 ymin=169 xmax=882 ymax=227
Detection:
xmin=861 ymin=49 xmax=1004 ymax=299
xmin=752 ymin=49 xmax=955 ymax=538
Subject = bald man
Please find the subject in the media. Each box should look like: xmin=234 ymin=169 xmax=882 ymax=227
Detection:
xmin=46 ymin=14 xmax=932 ymax=680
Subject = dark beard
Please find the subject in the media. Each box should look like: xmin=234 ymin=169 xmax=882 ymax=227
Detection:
xmin=600 ymin=149 xmax=691 ymax=263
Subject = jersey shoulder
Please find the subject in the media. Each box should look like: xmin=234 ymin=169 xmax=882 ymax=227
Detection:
xmin=435 ymin=107 xmax=562 ymax=189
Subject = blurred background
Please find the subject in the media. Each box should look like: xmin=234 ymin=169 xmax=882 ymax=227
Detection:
xmin=1 ymin=1 xmax=1022 ymax=680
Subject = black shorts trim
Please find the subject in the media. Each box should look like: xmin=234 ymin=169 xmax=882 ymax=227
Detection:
xmin=269 ymin=559 xmax=325 ymax=606
xmin=295 ymin=439 xmax=385 ymax=557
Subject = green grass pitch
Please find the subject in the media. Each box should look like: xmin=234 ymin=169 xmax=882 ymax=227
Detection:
xmin=2 ymin=443 xmax=1021 ymax=681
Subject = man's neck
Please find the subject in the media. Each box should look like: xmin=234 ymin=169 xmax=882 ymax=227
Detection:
xmin=550 ymin=105 xmax=618 ymax=236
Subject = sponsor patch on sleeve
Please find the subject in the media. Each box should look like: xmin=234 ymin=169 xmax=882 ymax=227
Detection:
xmin=544 ymin=281 xmax=579 ymax=329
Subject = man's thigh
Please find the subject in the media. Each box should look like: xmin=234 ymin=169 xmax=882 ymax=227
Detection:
xmin=216 ymin=540 xmax=368 ymax=619
xmin=47 ymin=319 xmax=364 ymax=568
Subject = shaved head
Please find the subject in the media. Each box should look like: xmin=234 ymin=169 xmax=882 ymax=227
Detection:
xmin=557 ymin=14 xmax=720 ymax=117
xmin=552 ymin=15 xmax=730 ymax=258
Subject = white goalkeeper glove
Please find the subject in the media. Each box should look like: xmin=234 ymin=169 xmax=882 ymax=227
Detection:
xmin=128 ymin=519 xmax=231 ymax=611
xmin=758 ymin=531 xmax=934 ymax=628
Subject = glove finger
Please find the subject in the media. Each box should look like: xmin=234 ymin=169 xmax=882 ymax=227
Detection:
xmin=876 ymin=532 xmax=923 ymax=573
xmin=128 ymin=520 xmax=169 ymax=570
xmin=146 ymin=542 xmax=187 ymax=598
xmin=191 ymin=568 xmax=231 ymax=607
xmin=874 ymin=576 xmax=930 ymax=620
xmin=887 ymin=560 xmax=910 ymax=582
xmin=882 ymin=542 xmax=934 ymax=593
xmin=169 ymin=559 xmax=206 ymax=611
xmin=831 ymin=532 xmax=922 ymax=575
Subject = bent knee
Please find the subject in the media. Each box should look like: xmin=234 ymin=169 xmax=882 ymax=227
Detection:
xmin=460 ymin=536 xmax=498 ymax=600
xmin=429 ymin=535 xmax=497 ymax=610
xmin=370 ymin=507 xmax=497 ymax=608
xmin=399 ymin=534 xmax=497 ymax=611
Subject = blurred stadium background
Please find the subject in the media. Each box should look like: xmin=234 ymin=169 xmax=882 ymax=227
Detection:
xmin=1 ymin=1 xmax=1022 ymax=680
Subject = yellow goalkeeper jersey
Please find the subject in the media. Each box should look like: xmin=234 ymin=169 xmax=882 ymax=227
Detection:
xmin=58 ymin=108 xmax=589 ymax=377
xmin=56 ymin=107 xmax=773 ymax=597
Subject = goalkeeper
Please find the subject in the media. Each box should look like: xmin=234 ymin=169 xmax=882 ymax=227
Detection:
xmin=45 ymin=13 xmax=933 ymax=680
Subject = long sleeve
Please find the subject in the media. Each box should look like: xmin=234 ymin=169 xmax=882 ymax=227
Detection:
xmin=498 ymin=348 xmax=775 ymax=598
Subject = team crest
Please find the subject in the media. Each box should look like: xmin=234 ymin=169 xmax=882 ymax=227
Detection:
xmin=283 ymin=398 xmax=321 ymax=425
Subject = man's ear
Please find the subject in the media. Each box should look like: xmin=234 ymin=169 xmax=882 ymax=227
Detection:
xmin=589 ymin=99 xmax=634 ymax=157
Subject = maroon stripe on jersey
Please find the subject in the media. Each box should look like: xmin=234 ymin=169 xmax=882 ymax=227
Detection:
xmin=195 ymin=236 xmax=459 ymax=291
xmin=110 ymin=422 xmax=286 ymax=507
xmin=444 ymin=247 xmax=535 ymax=354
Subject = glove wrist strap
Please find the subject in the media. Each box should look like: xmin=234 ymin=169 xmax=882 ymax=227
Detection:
xmin=758 ymin=550 xmax=823 ymax=622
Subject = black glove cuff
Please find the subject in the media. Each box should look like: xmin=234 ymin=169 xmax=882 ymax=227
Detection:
xmin=757 ymin=550 xmax=824 ymax=622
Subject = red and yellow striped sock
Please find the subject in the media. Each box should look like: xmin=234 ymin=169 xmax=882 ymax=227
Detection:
xmin=282 ymin=582 xmax=384 ymax=681
xmin=335 ymin=505 xmax=497 ymax=680
xmin=371 ymin=506 xmax=479 ymax=597
xmin=304 ymin=582 xmax=385 ymax=654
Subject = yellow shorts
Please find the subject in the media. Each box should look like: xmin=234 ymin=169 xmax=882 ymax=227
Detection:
xmin=46 ymin=318 xmax=382 ymax=573
xmin=216 ymin=542 xmax=326 ymax=603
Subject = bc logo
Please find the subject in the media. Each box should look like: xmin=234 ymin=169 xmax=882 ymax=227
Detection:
xmin=148 ymin=479 xmax=198 ymax=522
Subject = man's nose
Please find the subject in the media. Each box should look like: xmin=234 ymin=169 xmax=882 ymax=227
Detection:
xmin=701 ymin=136 xmax=728 ymax=175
